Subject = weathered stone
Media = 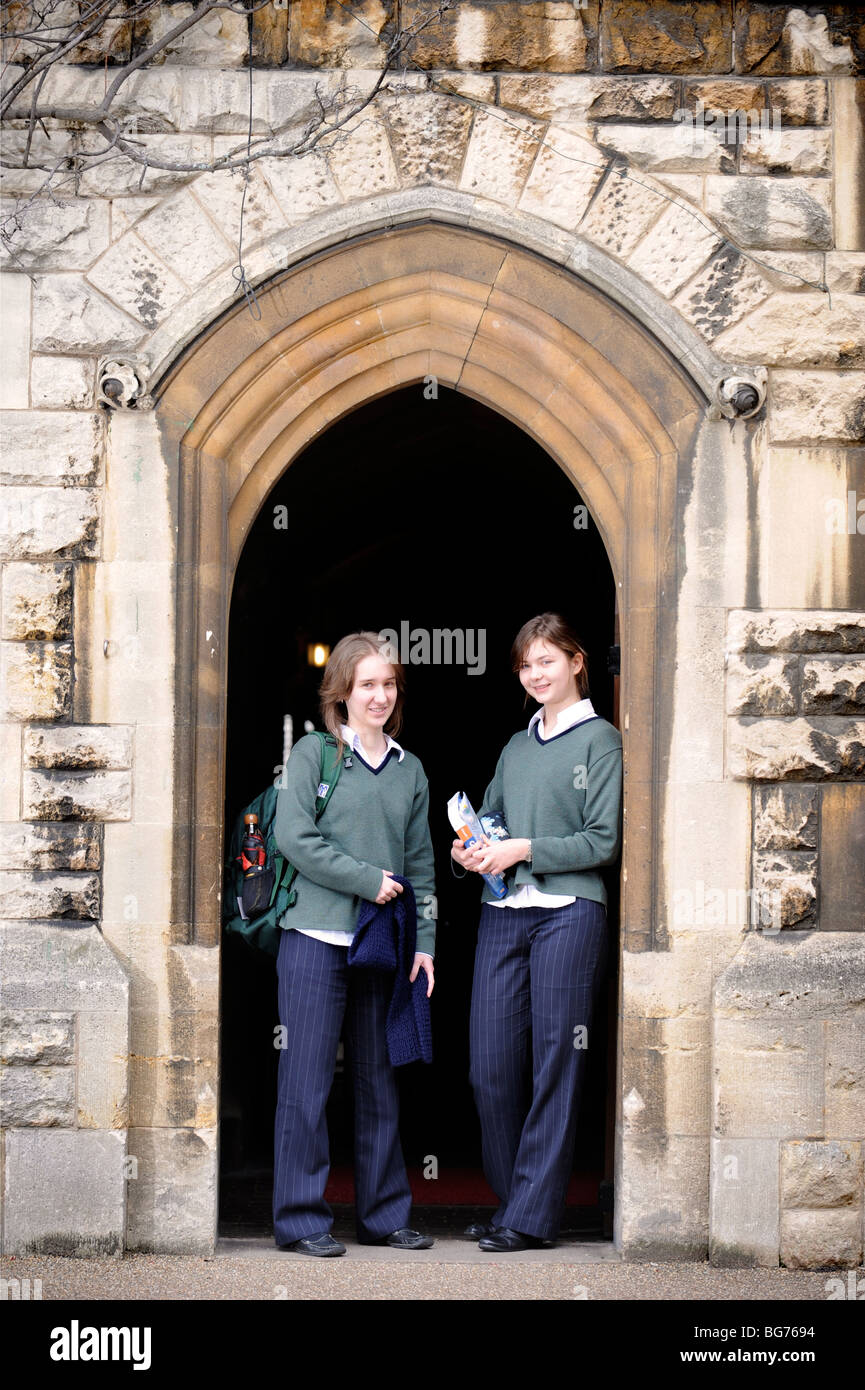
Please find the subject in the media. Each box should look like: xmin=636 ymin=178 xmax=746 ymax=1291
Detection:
xmin=0 ymin=487 xmax=100 ymax=561
xmin=709 ymin=1137 xmax=780 ymax=1268
xmin=0 ymin=822 xmax=101 ymax=872
xmin=825 ymin=253 xmax=865 ymax=295
xmin=682 ymin=79 xmax=769 ymax=116
xmin=751 ymin=849 xmax=817 ymax=928
xmin=405 ymin=0 xmax=597 ymax=73
xmin=618 ymin=1134 xmax=710 ymax=1260
xmin=32 ymin=276 xmax=144 ymax=354
xmin=22 ymin=770 xmax=133 ymax=822
xmin=0 ymin=642 xmax=73 ymax=721
xmin=728 ymin=610 xmax=865 ymax=655
xmin=752 ymin=249 xmax=827 ymax=294
xmin=801 ymin=657 xmax=865 ymax=714
xmin=601 ymin=1 xmax=731 ymax=75
xmin=769 ymin=370 xmax=865 ymax=445
xmin=498 ymin=74 xmax=678 ymax=122
xmin=627 ymin=201 xmax=721 ymax=298
xmin=826 ymin=1020 xmax=865 ymax=1136
xmin=0 ymin=1011 xmax=75 ymax=1064
xmin=75 ymin=134 xmax=212 ymax=199
xmin=380 ymin=89 xmax=474 ymax=186
xmin=518 ymin=123 xmax=604 ymax=230
xmin=780 ymin=1209 xmax=862 ymax=1270
xmin=0 ymin=870 xmax=100 ymax=921
xmin=460 ymin=106 xmax=543 ymax=205
xmin=714 ymin=1017 xmax=824 ymax=1136
xmin=1 ymin=563 xmax=73 ymax=641
xmin=820 ymin=784 xmax=865 ymax=934
xmin=251 ymin=2 xmax=288 ymax=66
xmin=727 ymin=654 xmax=798 ymax=715
xmin=135 ymin=3 xmax=248 ymax=67
xmin=78 ymin=1008 xmax=129 ymax=1130
xmin=0 ymin=197 xmax=109 ymax=271
xmin=781 ymin=1139 xmax=863 ymax=1209
xmin=0 ymin=723 xmax=21 ymax=820
xmin=126 ymin=1126 xmax=217 ymax=1254
xmin=735 ymin=7 xmax=855 ymax=77
xmin=716 ymin=293 xmax=865 ymax=368
xmin=714 ymin=932 xmax=865 ymax=1019
xmin=24 ymin=724 xmax=134 ymax=771
xmin=192 ymin=158 xmax=288 ymax=249
xmin=765 ymin=79 xmax=830 ymax=125
xmin=260 ymin=151 xmax=340 ymax=228
xmin=579 ymin=167 xmax=666 ymax=260
xmin=30 ymin=356 xmax=95 ymax=410
xmin=705 ymin=176 xmax=833 ymax=249
xmin=0 ymin=1064 xmax=75 ymax=1126
xmin=674 ymin=247 xmax=772 ymax=342
xmin=728 ymin=717 xmax=865 ymax=780
xmin=0 ymin=272 xmax=30 ymax=408
xmin=740 ymin=125 xmax=831 ymax=175
xmin=134 ymin=190 xmax=234 ymax=290
xmin=110 ymin=197 xmax=163 ymax=238
xmin=86 ymin=233 xmax=187 ymax=331
xmin=0 ymin=411 xmax=103 ymax=487
xmin=2 ymin=1127 xmax=126 ymax=1256
xmin=592 ymin=121 xmax=727 ymax=173
xmin=0 ymin=130 xmax=75 ymax=198
xmin=753 ymin=784 xmax=818 ymax=851
xmin=290 ymin=0 xmax=394 ymax=68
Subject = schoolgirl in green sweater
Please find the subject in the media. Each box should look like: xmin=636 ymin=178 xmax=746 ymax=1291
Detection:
xmin=452 ymin=612 xmax=623 ymax=1250
xmin=272 ymin=631 xmax=436 ymax=1257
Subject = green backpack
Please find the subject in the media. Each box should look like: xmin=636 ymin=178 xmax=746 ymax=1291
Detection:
xmin=223 ymin=731 xmax=345 ymax=959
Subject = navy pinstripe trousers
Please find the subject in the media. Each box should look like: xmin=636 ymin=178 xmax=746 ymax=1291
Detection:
xmin=272 ymin=927 xmax=412 ymax=1245
xmin=469 ymin=897 xmax=609 ymax=1241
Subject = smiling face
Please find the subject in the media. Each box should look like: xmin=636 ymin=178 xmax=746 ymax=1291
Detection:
xmin=518 ymin=637 xmax=583 ymax=710
xmin=344 ymin=652 xmax=398 ymax=739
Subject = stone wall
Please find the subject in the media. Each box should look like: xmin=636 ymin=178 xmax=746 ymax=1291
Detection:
xmin=1 ymin=1 xmax=864 ymax=1263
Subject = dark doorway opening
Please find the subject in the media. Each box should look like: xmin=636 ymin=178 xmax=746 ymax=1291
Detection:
xmin=218 ymin=384 xmax=618 ymax=1238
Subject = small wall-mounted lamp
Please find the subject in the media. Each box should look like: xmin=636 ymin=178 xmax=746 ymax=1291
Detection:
xmin=307 ymin=643 xmax=330 ymax=668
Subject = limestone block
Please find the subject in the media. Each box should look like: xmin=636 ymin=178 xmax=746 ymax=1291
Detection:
xmin=769 ymin=371 xmax=865 ymax=445
xmin=23 ymin=724 xmax=133 ymax=771
xmin=735 ymin=8 xmax=855 ymax=76
xmin=32 ymin=275 xmax=144 ymax=355
xmin=86 ymin=233 xmax=186 ymax=331
xmin=714 ymin=932 xmax=865 ymax=1022
xmin=126 ymin=1126 xmax=217 ymax=1253
xmin=518 ymin=124 xmax=604 ymax=231
xmin=0 ymin=642 xmax=73 ymax=721
xmin=325 ymin=109 xmax=402 ymax=202
xmin=191 ymin=157 xmax=288 ymax=251
xmin=0 ymin=273 xmax=30 ymax=408
xmin=756 ymin=249 xmax=826 ymax=294
xmin=0 ymin=197 xmax=110 ymax=271
xmin=0 ymin=822 xmax=101 ymax=872
xmin=622 ymin=937 xmax=725 ymax=1021
xmin=0 ymin=1065 xmax=75 ymax=1126
xmin=627 ymin=201 xmax=721 ymax=298
xmin=594 ymin=121 xmax=727 ymax=173
xmin=825 ymin=253 xmax=865 ymax=295
xmin=728 ymin=610 xmax=865 ymax=655
xmin=709 ymin=1137 xmax=780 ymax=1267
xmin=0 ymin=724 xmax=21 ymax=820
xmin=0 ymin=130 xmax=75 ymax=198
xmin=781 ymin=1140 xmax=863 ymax=1209
xmin=261 ymin=151 xmax=341 ymax=228
xmin=499 ymin=74 xmax=678 ymax=122
xmin=290 ymin=0 xmax=394 ymax=68
xmin=600 ymin=0 xmax=729 ymax=74
xmin=0 ymin=871 xmax=101 ymax=921
xmin=780 ymin=1209 xmax=862 ymax=1269
xmin=380 ymin=89 xmax=473 ymax=186
xmin=801 ymin=658 xmax=865 ymax=714
xmin=728 ymin=716 xmax=865 ymax=780
xmin=820 ymin=783 xmax=865 ymax=933
xmin=617 ymin=1135 xmax=709 ymax=1260
xmin=753 ymin=784 xmax=818 ymax=851
xmin=2 ymin=1128 xmax=126 ymax=1256
xmin=621 ymin=1016 xmax=710 ymax=1136
xmin=75 ymin=135 xmax=211 ymax=199
xmin=579 ymin=169 xmax=667 ymax=260
xmin=0 ymin=1011 xmax=74 ymax=1064
xmin=102 ymin=824 xmax=173 ymax=928
xmin=726 ymin=654 xmax=798 ymax=716
xmin=78 ymin=1008 xmax=129 ymax=1130
xmin=714 ymin=294 xmax=865 ymax=368
xmin=826 ymin=1021 xmax=865 ymax=1136
xmin=135 ymin=190 xmax=234 ymax=290
xmin=30 ymin=357 xmax=95 ymax=410
xmin=751 ymin=849 xmax=817 ymax=928
xmin=0 ymin=411 xmax=103 ymax=487
xmin=0 ymin=487 xmax=100 ymax=561
xmin=134 ymin=3 xmax=248 ymax=67
xmin=674 ymin=247 xmax=771 ymax=341
xmin=404 ymin=0 xmax=597 ymax=73
xmin=1 ymin=564 xmax=73 ymax=641
xmin=705 ymin=176 xmax=832 ymax=250
xmin=1 ymin=921 xmax=129 ymax=1014
xmin=457 ymin=106 xmax=543 ymax=207
xmin=766 ymin=79 xmax=830 ymax=125
xmin=713 ymin=1018 xmax=824 ymax=1137
xmin=682 ymin=79 xmax=771 ymax=117
xmin=740 ymin=126 xmax=831 ymax=176
xmin=110 ymin=197 xmax=162 ymax=238
xmin=22 ymin=770 xmax=132 ymax=822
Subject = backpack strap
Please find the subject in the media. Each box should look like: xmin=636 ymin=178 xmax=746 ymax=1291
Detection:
xmin=312 ymin=730 xmax=345 ymax=817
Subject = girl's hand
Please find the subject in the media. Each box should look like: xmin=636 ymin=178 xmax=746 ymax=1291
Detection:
xmin=451 ymin=837 xmax=486 ymax=870
xmin=471 ymin=838 xmax=531 ymax=876
xmin=410 ymin=953 xmax=435 ymax=997
xmin=375 ymin=871 xmax=404 ymax=904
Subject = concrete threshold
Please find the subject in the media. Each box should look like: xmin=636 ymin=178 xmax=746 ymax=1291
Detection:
xmin=216 ymin=1235 xmax=622 ymax=1264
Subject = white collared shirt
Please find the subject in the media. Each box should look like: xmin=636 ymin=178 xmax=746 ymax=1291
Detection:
xmin=489 ymin=697 xmax=597 ymax=909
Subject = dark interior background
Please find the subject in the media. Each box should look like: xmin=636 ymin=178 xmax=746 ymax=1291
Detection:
xmin=219 ymin=384 xmax=618 ymax=1233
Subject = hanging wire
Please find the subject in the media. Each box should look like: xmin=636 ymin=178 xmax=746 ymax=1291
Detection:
xmin=232 ymin=6 xmax=262 ymax=320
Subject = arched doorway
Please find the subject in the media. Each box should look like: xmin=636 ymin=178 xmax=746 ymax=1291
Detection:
xmin=217 ymin=385 xmax=618 ymax=1236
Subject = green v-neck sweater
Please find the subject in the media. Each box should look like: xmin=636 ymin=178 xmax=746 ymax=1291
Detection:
xmin=272 ymin=733 xmax=437 ymax=956
xmin=478 ymin=716 xmax=623 ymax=907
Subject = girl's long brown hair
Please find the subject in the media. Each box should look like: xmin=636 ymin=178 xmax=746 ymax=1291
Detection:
xmin=319 ymin=631 xmax=406 ymax=761
xmin=511 ymin=613 xmax=590 ymax=703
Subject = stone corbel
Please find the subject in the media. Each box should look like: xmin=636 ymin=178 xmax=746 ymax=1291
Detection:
xmin=709 ymin=367 xmax=768 ymax=421
xmin=97 ymin=358 xmax=152 ymax=410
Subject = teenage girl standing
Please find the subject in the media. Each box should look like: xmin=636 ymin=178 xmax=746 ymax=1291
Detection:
xmin=452 ymin=612 xmax=622 ymax=1251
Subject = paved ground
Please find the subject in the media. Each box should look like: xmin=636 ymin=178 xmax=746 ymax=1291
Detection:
xmin=3 ymin=1237 xmax=860 ymax=1301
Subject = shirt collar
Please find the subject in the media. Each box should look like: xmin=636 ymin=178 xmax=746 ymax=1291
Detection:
xmin=340 ymin=723 xmax=405 ymax=762
xmin=528 ymin=697 xmax=595 ymax=740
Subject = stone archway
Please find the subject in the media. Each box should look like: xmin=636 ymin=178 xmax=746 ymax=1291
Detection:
xmin=154 ymin=219 xmax=706 ymax=1251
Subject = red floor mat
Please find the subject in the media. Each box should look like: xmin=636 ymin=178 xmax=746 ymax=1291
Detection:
xmin=324 ymin=1166 xmax=601 ymax=1205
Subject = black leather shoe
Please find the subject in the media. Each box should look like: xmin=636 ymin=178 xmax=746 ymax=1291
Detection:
xmin=359 ymin=1228 xmax=434 ymax=1249
xmin=477 ymin=1227 xmax=547 ymax=1252
xmin=464 ymin=1221 xmax=496 ymax=1239
xmin=280 ymin=1232 xmax=346 ymax=1257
